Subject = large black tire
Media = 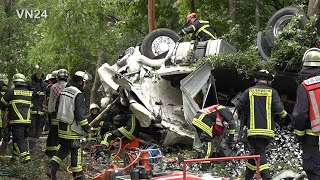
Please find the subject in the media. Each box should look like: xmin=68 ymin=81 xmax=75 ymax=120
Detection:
xmin=265 ymin=6 xmax=308 ymax=47
xmin=141 ymin=28 xmax=180 ymax=59
xmin=256 ymin=32 xmax=272 ymax=60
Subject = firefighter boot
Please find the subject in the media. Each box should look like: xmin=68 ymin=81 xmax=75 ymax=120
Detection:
xmin=46 ymin=161 xmax=58 ymax=180
xmin=73 ymin=172 xmax=85 ymax=180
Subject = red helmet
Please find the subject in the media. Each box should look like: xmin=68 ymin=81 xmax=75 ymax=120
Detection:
xmin=186 ymin=12 xmax=197 ymax=23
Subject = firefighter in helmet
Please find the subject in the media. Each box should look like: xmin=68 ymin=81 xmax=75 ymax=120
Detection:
xmin=0 ymin=73 xmax=32 ymax=163
xmin=235 ymin=69 xmax=289 ymax=180
xmin=47 ymin=71 xmax=91 ymax=180
xmin=293 ymin=48 xmax=320 ymax=179
xmin=45 ymin=69 xmax=69 ymax=157
xmin=178 ymin=12 xmax=217 ymax=41
xmin=192 ymin=104 xmax=235 ymax=170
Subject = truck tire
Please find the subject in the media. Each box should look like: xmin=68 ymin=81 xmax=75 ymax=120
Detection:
xmin=141 ymin=28 xmax=180 ymax=59
xmin=256 ymin=32 xmax=272 ymax=61
xmin=265 ymin=6 xmax=308 ymax=47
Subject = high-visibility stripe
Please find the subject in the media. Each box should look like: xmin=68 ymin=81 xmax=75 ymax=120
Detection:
xmin=249 ymin=90 xmax=255 ymax=129
xmin=9 ymin=100 xmax=31 ymax=105
xmin=192 ymin=118 xmax=212 ymax=137
xmin=129 ymin=116 xmax=135 ymax=134
xmin=79 ymin=119 xmax=88 ymax=126
xmin=247 ymin=129 xmax=275 ymax=137
xmin=1 ymin=97 xmax=7 ymax=105
xmin=310 ymin=91 xmax=320 ymax=125
xmin=52 ymin=156 xmax=62 ymax=165
xmin=191 ymin=25 xmax=196 ymax=32
xmin=182 ymin=29 xmax=186 ymax=34
xmin=14 ymin=143 xmax=20 ymax=154
xmin=71 ymin=166 xmax=82 ymax=173
xmin=10 ymin=120 xmax=31 ymax=124
xmin=229 ymin=129 xmax=236 ymax=134
xmin=14 ymin=90 xmax=32 ymax=96
xmin=51 ymin=119 xmax=59 ymax=125
xmin=195 ymin=25 xmax=217 ymax=39
xmin=31 ymin=111 xmax=46 ymax=115
xmin=266 ymin=93 xmax=272 ymax=130
xmin=46 ymin=145 xmax=60 ymax=151
xmin=77 ymin=148 xmax=81 ymax=167
xmin=279 ymin=110 xmax=287 ymax=118
xmin=118 ymin=127 xmax=135 ymax=140
xmin=260 ymin=164 xmax=270 ymax=171
xmin=199 ymin=20 xmax=209 ymax=23
xmin=205 ymin=142 xmax=212 ymax=159
xmin=306 ymin=129 xmax=320 ymax=136
xmin=246 ymin=163 xmax=257 ymax=170
xmin=294 ymin=129 xmax=305 ymax=136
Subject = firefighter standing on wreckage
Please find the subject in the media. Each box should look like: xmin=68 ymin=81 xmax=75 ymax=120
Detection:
xmin=235 ymin=69 xmax=290 ymax=180
xmin=192 ymin=104 xmax=235 ymax=170
xmin=293 ymin=48 xmax=320 ymax=179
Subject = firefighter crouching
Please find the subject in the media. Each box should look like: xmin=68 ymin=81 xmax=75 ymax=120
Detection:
xmin=47 ymin=71 xmax=91 ymax=180
xmin=293 ymin=48 xmax=320 ymax=179
xmin=45 ymin=69 xmax=69 ymax=158
xmin=100 ymin=94 xmax=141 ymax=149
xmin=192 ymin=104 xmax=235 ymax=170
xmin=236 ymin=69 xmax=290 ymax=180
xmin=0 ymin=73 xmax=32 ymax=163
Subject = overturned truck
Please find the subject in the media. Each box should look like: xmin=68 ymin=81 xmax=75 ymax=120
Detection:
xmin=97 ymin=28 xmax=237 ymax=149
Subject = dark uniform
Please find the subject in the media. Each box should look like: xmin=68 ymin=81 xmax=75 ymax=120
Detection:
xmin=27 ymin=74 xmax=47 ymax=153
xmin=49 ymin=85 xmax=90 ymax=180
xmin=0 ymin=84 xmax=8 ymax=139
xmin=293 ymin=76 xmax=320 ymax=179
xmin=86 ymin=113 xmax=113 ymax=142
xmin=45 ymin=80 xmax=67 ymax=157
xmin=236 ymin=82 xmax=287 ymax=180
xmin=192 ymin=105 xmax=235 ymax=163
xmin=0 ymin=86 xmax=32 ymax=162
xmin=180 ymin=19 xmax=217 ymax=41
xmin=101 ymin=113 xmax=140 ymax=148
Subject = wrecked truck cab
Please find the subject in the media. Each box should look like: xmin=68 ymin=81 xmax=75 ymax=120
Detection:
xmin=98 ymin=28 xmax=237 ymax=148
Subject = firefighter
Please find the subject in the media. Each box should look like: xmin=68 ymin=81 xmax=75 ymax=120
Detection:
xmin=0 ymin=73 xmax=32 ymax=163
xmin=47 ymin=71 xmax=91 ymax=180
xmin=293 ymin=48 xmax=320 ymax=179
xmin=235 ymin=69 xmax=289 ymax=180
xmin=100 ymin=92 xmax=141 ymax=149
xmin=27 ymin=71 xmax=47 ymax=155
xmin=0 ymin=74 xmax=8 ymax=140
xmin=45 ymin=69 xmax=68 ymax=157
xmin=192 ymin=104 xmax=235 ymax=170
xmin=178 ymin=12 xmax=217 ymax=41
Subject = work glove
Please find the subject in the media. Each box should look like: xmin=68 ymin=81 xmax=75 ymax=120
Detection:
xmin=82 ymin=124 xmax=91 ymax=133
xmin=227 ymin=134 xmax=234 ymax=148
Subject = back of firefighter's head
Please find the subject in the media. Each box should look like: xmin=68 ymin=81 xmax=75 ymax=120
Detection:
xmin=72 ymin=71 xmax=91 ymax=90
xmin=12 ymin=73 xmax=27 ymax=86
xmin=299 ymin=48 xmax=320 ymax=76
xmin=90 ymin=103 xmax=100 ymax=116
xmin=186 ymin=12 xmax=197 ymax=25
xmin=57 ymin=69 xmax=69 ymax=81
xmin=254 ymin=69 xmax=274 ymax=85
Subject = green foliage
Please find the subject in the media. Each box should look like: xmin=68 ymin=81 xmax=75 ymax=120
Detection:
xmin=271 ymin=15 xmax=318 ymax=72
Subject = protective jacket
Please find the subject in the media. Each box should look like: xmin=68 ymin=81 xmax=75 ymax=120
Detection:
xmin=57 ymin=86 xmax=89 ymax=139
xmin=0 ymin=86 xmax=32 ymax=124
xmin=181 ymin=19 xmax=217 ymax=41
xmin=236 ymin=82 xmax=287 ymax=138
xmin=27 ymin=75 xmax=47 ymax=115
xmin=293 ymin=76 xmax=320 ymax=145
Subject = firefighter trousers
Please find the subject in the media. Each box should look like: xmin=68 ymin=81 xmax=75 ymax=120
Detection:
xmin=302 ymin=143 xmax=320 ymax=180
xmin=50 ymin=138 xmax=84 ymax=179
xmin=45 ymin=124 xmax=60 ymax=157
xmin=28 ymin=114 xmax=45 ymax=154
xmin=245 ymin=137 xmax=271 ymax=180
xmin=11 ymin=124 xmax=31 ymax=162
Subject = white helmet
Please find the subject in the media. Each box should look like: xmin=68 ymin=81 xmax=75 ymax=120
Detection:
xmin=75 ymin=71 xmax=92 ymax=81
xmin=302 ymin=48 xmax=320 ymax=67
xmin=90 ymin=103 xmax=100 ymax=110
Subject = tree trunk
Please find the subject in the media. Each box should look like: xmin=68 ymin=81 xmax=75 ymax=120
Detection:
xmin=148 ymin=0 xmax=155 ymax=32
xmin=308 ymin=0 xmax=320 ymax=17
xmin=228 ymin=0 xmax=236 ymax=24
xmin=255 ymin=0 xmax=260 ymax=29
xmin=90 ymin=48 xmax=103 ymax=104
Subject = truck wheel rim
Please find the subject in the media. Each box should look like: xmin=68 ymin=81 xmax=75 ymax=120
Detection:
xmin=273 ymin=15 xmax=293 ymax=38
xmin=151 ymin=36 xmax=175 ymax=56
